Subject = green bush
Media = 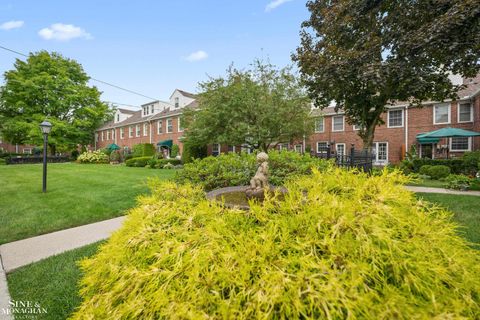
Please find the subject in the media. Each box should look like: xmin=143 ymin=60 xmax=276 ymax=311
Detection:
xmin=427 ymin=165 xmax=451 ymax=180
xmin=73 ymin=169 xmax=480 ymax=319
xmin=170 ymin=144 xmax=180 ymax=158
xmin=132 ymin=143 xmax=155 ymax=158
xmin=418 ymin=165 xmax=433 ymax=176
xmin=0 ymin=158 xmax=6 ymax=165
xmin=181 ymin=140 xmax=208 ymax=164
xmin=445 ymin=174 xmax=473 ymax=190
xmin=109 ymin=150 xmax=121 ymax=163
xmin=462 ymin=151 xmax=480 ymax=175
xmin=77 ymin=150 xmax=109 ymax=164
xmin=412 ymin=158 xmax=464 ymax=174
xmin=125 ymin=156 xmax=153 ymax=167
xmin=175 ymin=150 xmax=331 ymax=191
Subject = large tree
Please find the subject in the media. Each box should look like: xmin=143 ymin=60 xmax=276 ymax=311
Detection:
xmin=183 ymin=60 xmax=313 ymax=151
xmin=295 ymin=0 xmax=480 ymax=148
xmin=0 ymin=51 xmax=112 ymax=153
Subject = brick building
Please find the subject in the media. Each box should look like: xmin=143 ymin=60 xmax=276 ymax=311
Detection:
xmin=309 ymin=76 xmax=480 ymax=165
xmin=96 ymin=76 xmax=480 ymax=165
xmin=95 ymin=89 xmax=196 ymax=156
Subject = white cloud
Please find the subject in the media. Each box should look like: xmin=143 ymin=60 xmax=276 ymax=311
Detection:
xmin=185 ymin=50 xmax=208 ymax=62
xmin=265 ymin=0 xmax=293 ymax=12
xmin=38 ymin=23 xmax=92 ymax=41
xmin=0 ymin=20 xmax=24 ymax=30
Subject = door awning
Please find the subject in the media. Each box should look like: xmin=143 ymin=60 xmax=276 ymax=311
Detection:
xmin=157 ymin=139 xmax=173 ymax=148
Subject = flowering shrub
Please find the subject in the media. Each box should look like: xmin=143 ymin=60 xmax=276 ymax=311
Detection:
xmin=72 ymin=169 xmax=480 ymax=319
xmin=77 ymin=150 xmax=109 ymax=164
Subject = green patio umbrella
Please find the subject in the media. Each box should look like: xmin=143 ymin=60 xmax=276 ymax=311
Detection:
xmin=106 ymin=143 xmax=120 ymax=151
xmin=417 ymin=127 xmax=480 ymax=140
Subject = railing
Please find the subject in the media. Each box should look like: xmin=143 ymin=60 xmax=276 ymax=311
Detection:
xmin=6 ymin=156 xmax=70 ymax=165
xmin=312 ymin=144 xmax=375 ymax=172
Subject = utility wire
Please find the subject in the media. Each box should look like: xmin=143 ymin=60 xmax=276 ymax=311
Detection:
xmin=0 ymin=44 xmax=158 ymax=103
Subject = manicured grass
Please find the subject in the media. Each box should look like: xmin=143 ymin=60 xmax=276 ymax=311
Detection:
xmin=416 ymin=193 xmax=480 ymax=246
xmin=0 ymin=163 xmax=175 ymax=244
xmin=7 ymin=242 xmax=102 ymax=320
xmin=408 ymin=178 xmax=446 ymax=188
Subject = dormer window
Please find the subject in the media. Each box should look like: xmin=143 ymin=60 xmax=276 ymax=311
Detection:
xmin=151 ymin=105 xmax=154 ymax=113
xmin=175 ymin=97 xmax=179 ymax=108
xmin=117 ymin=114 xmax=120 ymax=122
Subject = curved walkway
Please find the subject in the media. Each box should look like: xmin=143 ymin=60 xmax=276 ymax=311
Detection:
xmin=405 ymin=185 xmax=480 ymax=196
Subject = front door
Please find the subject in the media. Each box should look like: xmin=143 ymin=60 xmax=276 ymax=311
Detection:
xmin=420 ymin=144 xmax=433 ymax=159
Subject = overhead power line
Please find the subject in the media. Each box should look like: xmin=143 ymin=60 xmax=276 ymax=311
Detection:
xmin=0 ymin=44 xmax=159 ymax=102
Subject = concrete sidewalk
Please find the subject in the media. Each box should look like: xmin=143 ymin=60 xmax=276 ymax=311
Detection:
xmin=405 ymin=185 xmax=480 ymax=196
xmin=0 ymin=216 xmax=126 ymax=273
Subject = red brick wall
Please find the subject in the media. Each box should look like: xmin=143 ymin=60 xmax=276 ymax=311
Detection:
xmin=0 ymin=142 xmax=37 ymax=154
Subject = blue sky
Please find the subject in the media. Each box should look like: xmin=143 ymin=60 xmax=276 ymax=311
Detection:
xmin=0 ymin=0 xmax=309 ymax=108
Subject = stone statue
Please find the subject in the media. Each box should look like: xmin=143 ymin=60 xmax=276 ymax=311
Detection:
xmin=245 ymin=152 xmax=269 ymax=199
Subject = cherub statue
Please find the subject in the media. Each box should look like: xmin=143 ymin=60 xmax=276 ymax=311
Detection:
xmin=248 ymin=152 xmax=269 ymax=192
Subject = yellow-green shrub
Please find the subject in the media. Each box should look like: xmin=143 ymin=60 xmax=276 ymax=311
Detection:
xmin=72 ymin=169 xmax=480 ymax=319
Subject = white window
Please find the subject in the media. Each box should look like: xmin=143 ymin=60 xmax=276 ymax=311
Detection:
xmin=241 ymin=145 xmax=251 ymax=154
xmin=458 ymin=103 xmax=473 ymax=123
xmin=314 ymin=118 xmax=324 ymax=133
xmin=143 ymin=123 xmax=148 ymax=136
xmin=316 ymin=141 xmax=329 ymax=154
xmin=136 ymin=124 xmax=140 ymax=137
xmin=22 ymin=148 xmax=32 ymax=154
xmin=151 ymin=105 xmax=154 ymax=114
xmin=95 ymin=133 xmax=99 ymax=142
xmin=353 ymin=124 xmax=362 ymax=131
xmin=111 ymin=129 xmax=115 ymax=140
xmin=167 ymin=119 xmax=173 ymax=133
xmin=101 ymin=132 xmax=104 ymax=141
xmin=178 ymin=117 xmax=183 ymax=132
xmin=279 ymin=143 xmax=289 ymax=151
xmin=175 ymin=97 xmax=179 ymax=108
xmin=332 ymin=115 xmax=344 ymax=132
xmin=294 ymin=144 xmax=303 ymax=153
xmin=433 ymin=103 xmax=450 ymax=124
xmin=388 ymin=109 xmax=404 ymax=128
xmin=450 ymin=137 xmax=471 ymax=152
xmin=212 ymin=143 xmax=220 ymax=156
xmin=117 ymin=114 xmax=120 ymax=122
xmin=120 ymin=128 xmax=124 ymax=139
xmin=372 ymin=142 xmax=388 ymax=165
xmin=157 ymin=120 xmax=162 ymax=134
xmin=106 ymin=130 xmax=110 ymax=140
xmin=129 ymin=126 xmax=133 ymax=138
xmin=336 ymin=143 xmax=346 ymax=156
xmin=228 ymin=145 xmax=236 ymax=153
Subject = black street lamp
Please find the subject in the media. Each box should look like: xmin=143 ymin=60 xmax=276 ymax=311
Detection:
xmin=39 ymin=120 xmax=52 ymax=193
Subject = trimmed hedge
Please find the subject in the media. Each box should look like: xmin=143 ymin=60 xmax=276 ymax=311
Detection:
xmin=175 ymin=150 xmax=331 ymax=191
xmin=419 ymin=164 xmax=450 ymax=179
xmin=125 ymin=156 xmax=152 ymax=167
xmin=132 ymin=143 xmax=155 ymax=158
xmin=72 ymin=169 xmax=480 ymax=319
xmin=412 ymin=158 xmax=464 ymax=174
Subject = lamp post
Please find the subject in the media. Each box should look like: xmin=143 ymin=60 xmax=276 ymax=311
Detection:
xmin=39 ymin=120 xmax=52 ymax=193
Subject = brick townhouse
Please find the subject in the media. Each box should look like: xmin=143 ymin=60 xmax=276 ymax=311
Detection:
xmin=96 ymin=75 xmax=480 ymax=165
xmin=309 ymin=75 xmax=480 ymax=165
xmin=95 ymin=89 xmax=196 ymax=156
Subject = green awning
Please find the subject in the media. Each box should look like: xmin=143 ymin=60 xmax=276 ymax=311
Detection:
xmin=418 ymin=127 xmax=480 ymax=139
xmin=157 ymin=139 xmax=173 ymax=148
xmin=417 ymin=137 xmax=440 ymax=144
xmin=106 ymin=143 xmax=120 ymax=150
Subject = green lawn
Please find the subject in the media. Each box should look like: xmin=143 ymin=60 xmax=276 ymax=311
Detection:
xmin=416 ymin=193 xmax=480 ymax=246
xmin=407 ymin=178 xmax=446 ymax=188
xmin=0 ymin=163 xmax=175 ymax=244
xmin=7 ymin=242 xmax=102 ymax=320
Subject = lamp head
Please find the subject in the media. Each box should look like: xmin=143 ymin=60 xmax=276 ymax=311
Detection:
xmin=39 ymin=120 xmax=52 ymax=135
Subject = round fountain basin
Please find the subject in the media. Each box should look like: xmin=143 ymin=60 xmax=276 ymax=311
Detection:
xmin=206 ymin=186 xmax=287 ymax=210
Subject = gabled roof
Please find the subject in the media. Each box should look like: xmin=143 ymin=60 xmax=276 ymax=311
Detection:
xmin=169 ymin=89 xmax=197 ymax=100
xmin=117 ymin=108 xmax=137 ymax=114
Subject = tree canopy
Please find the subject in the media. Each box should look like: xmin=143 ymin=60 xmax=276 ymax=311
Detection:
xmin=183 ymin=60 xmax=313 ymax=151
xmin=0 ymin=51 xmax=112 ymax=153
xmin=295 ymin=0 xmax=480 ymax=147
